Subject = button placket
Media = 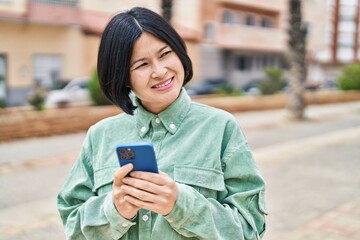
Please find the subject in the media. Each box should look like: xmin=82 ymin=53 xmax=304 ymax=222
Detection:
xmin=138 ymin=210 xmax=152 ymax=240
xmin=151 ymin=118 xmax=166 ymax=163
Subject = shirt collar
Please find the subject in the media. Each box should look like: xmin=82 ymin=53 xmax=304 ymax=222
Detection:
xmin=134 ymin=88 xmax=191 ymax=137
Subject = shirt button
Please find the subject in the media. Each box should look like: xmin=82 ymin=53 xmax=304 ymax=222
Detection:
xmin=122 ymin=222 xmax=129 ymax=227
xmin=140 ymin=127 xmax=146 ymax=132
xmin=142 ymin=215 xmax=149 ymax=222
xmin=155 ymin=118 xmax=161 ymax=124
xmin=169 ymin=123 xmax=176 ymax=129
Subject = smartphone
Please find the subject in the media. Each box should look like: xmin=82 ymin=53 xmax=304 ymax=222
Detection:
xmin=116 ymin=142 xmax=159 ymax=173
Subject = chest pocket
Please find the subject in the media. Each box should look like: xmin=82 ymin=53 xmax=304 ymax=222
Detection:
xmin=93 ymin=166 xmax=118 ymax=196
xmin=173 ymin=166 xmax=225 ymax=199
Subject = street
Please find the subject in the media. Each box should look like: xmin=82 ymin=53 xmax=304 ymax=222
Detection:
xmin=0 ymin=101 xmax=359 ymax=240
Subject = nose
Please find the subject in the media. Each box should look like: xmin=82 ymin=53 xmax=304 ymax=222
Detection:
xmin=151 ymin=62 xmax=167 ymax=79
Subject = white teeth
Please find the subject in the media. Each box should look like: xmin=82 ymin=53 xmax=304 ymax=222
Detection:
xmin=154 ymin=78 xmax=172 ymax=88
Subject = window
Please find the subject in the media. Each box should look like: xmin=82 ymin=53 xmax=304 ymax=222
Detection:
xmin=0 ymin=55 xmax=6 ymax=99
xmin=261 ymin=17 xmax=272 ymax=28
xmin=302 ymin=22 xmax=311 ymax=37
xmin=222 ymin=10 xmax=236 ymax=24
xmin=245 ymin=15 xmax=256 ymax=26
xmin=33 ymin=54 xmax=63 ymax=89
xmin=338 ymin=32 xmax=354 ymax=47
xmin=262 ymin=56 xmax=270 ymax=67
xmin=204 ymin=23 xmax=215 ymax=40
xmin=339 ymin=21 xmax=356 ymax=32
xmin=237 ymin=55 xmax=252 ymax=71
xmin=337 ymin=47 xmax=353 ymax=61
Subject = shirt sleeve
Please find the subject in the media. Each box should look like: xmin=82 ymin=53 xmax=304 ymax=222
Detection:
xmin=164 ymin=120 xmax=267 ymax=240
xmin=57 ymin=131 xmax=136 ymax=240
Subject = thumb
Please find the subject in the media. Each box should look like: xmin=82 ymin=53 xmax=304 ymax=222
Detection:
xmin=113 ymin=163 xmax=133 ymax=186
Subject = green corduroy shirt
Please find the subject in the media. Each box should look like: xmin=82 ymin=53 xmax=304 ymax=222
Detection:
xmin=57 ymin=89 xmax=267 ymax=240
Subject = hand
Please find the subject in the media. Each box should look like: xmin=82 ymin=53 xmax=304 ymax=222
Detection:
xmin=112 ymin=164 xmax=140 ymax=219
xmin=121 ymin=171 xmax=178 ymax=216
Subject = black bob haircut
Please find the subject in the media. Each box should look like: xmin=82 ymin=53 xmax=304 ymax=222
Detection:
xmin=97 ymin=7 xmax=193 ymax=115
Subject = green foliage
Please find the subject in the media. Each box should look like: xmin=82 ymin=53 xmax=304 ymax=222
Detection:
xmin=338 ymin=64 xmax=360 ymax=90
xmin=259 ymin=67 xmax=285 ymax=95
xmin=28 ymin=87 xmax=47 ymax=111
xmin=214 ymin=84 xmax=242 ymax=96
xmin=89 ymin=69 xmax=110 ymax=105
xmin=0 ymin=98 xmax=6 ymax=108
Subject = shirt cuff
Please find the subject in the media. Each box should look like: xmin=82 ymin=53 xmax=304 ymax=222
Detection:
xmin=103 ymin=191 xmax=137 ymax=235
xmin=164 ymin=183 xmax=196 ymax=228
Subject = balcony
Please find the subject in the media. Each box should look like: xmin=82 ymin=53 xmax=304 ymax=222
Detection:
xmin=30 ymin=0 xmax=78 ymax=7
xmin=215 ymin=24 xmax=287 ymax=52
xmin=26 ymin=0 xmax=80 ymax=25
xmin=219 ymin=0 xmax=286 ymax=13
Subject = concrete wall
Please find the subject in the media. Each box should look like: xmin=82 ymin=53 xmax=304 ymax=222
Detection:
xmin=2 ymin=90 xmax=359 ymax=142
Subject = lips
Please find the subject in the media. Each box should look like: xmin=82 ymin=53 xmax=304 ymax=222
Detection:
xmin=152 ymin=77 xmax=174 ymax=89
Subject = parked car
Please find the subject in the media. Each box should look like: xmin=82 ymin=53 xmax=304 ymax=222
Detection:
xmin=185 ymin=78 xmax=227 ymax=95
xmin=46 ymin=76 xmax=91 ymax=107
xmin=240 ymin=79 xmax=263 ymax=95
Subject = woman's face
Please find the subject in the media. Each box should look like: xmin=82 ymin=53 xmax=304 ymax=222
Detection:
xmin=129 ymin=32 xmax=185 ymax=114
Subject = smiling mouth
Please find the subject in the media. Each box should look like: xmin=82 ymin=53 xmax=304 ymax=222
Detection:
xmin=152 ymin=77 xmax=174 ymax=89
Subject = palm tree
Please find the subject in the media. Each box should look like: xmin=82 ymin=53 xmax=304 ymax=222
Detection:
xmin=162 ymin=0 xmax=173 ymax=22
xmin=287 ymin=0 xmax=307 ymax=119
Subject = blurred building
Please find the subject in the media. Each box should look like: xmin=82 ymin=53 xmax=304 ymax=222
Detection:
xmin=199 ymin=0 xmax=288 ymax=88
xmin=313 ymin=0 xmax=360 ymax=85
xmin=0 ymin=0 xmax=359 ymax=106
xmin=0 ymin=0 xmax=201 ymax=106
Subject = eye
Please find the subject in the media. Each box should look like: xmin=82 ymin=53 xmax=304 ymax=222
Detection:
xmin=134 ymin=62 xmax=148 ymax=70
xmin=160 ymin=50 xmax=172 ymax=58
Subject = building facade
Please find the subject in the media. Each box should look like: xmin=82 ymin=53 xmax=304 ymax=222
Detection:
xmin=0 ymin=0 xmax=201 ymax=106
xmin=298 ymin=0 xmax=360 ymax=87
xmin=0 ymin=0 xmax=359 ymax=106
xmin=198 ymin=0 xmax=289 ymax=88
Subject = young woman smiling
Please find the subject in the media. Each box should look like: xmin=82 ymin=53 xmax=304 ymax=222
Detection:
xmin=57 ymin=7 xmax=267 ymax=240
xmin=129 ymin=32 xmax=185 ymax=114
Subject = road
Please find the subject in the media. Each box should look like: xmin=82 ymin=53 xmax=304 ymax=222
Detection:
xmin=0 ymin=101 xmax=359 ymax=240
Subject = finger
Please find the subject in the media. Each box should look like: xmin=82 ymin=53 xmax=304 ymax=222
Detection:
xmin=130 ymin=171 xmax=167 ymax=185
xmin=124 ymin=194 xmax=154 ymax=209
xmin=124 ymin=194 xmax=170 ymax=215
xmin=122 ymin=177 xmax=162 ymax=194
xmin=114 ymin=163 xmax=133 ymax=186
xmin=122 ymin=185 xmax=156 ymax=203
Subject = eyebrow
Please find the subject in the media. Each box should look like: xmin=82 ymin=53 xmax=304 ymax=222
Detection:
xmin=130 ymin=45 xmax=169 ymax=67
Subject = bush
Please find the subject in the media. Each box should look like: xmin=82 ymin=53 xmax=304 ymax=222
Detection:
xmin=28 ymin=87 xmax=47 ymax=111
xmin=89 ymin=69 xmax=110 ymax=105
xmin=338 ymin=64 xmax=360 ymax=90
xmin=259 ymin=67 xmax=285 ymax=95
xmin=0 ymin=98 xmax=6 ymax=108
xmin=214 ymin=84 xmax=242 ymax=96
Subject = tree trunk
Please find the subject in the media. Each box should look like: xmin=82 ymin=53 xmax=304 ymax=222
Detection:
xmin=287 ymin=0 xmax=307 ymax=119
xmin=161 ymin=0 xmax=173 ymax=22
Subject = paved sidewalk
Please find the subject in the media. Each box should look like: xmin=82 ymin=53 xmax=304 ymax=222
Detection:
xmin=278 ymin=197 xmax=360 ymax=240
xmin=0 ymin=101 xmax=359 ymax=239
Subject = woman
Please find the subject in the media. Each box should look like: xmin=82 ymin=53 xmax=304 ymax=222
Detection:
xmin=57 ymin=7 xmax=267 ymax=240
